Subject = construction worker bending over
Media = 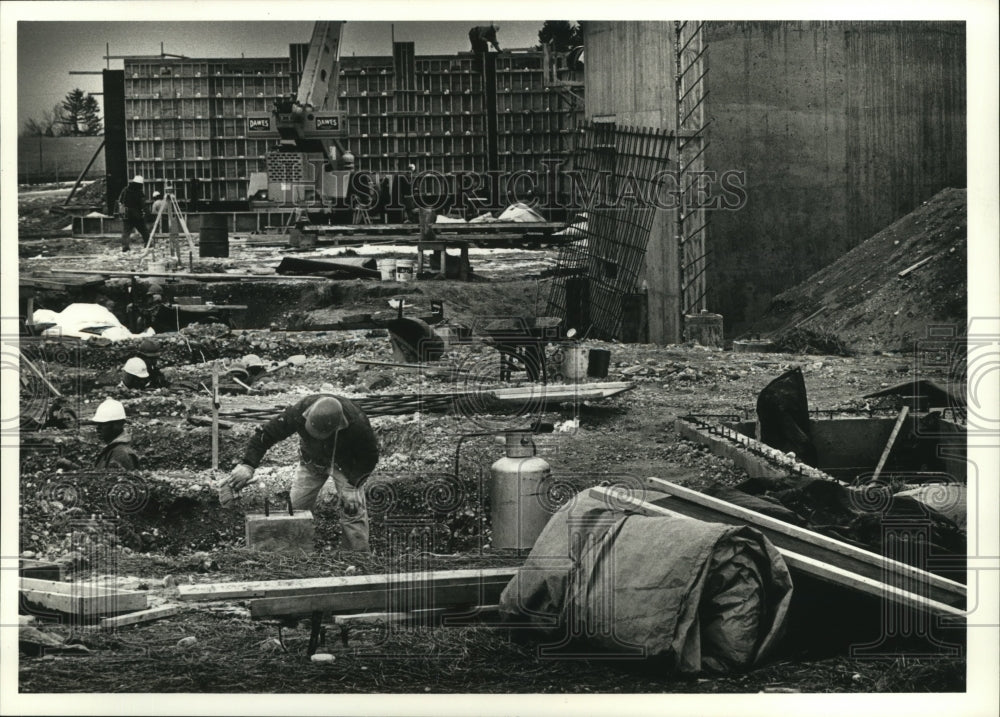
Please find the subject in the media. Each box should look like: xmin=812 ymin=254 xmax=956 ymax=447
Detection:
xmin=221 ymin=394 xmax=379 ymax=553
xmin=469 ymin=24 xmax=501 ymax=54
xmin=117 ymin=174 xmax=150 ymax=253
xmin=91 ymin=398 xmax=141 ymax=470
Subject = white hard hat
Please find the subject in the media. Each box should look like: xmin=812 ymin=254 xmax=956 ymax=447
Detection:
xmin=91 ymin=398 xmax=127 ymax=423
xmin=132 ymin=174 xmax=144 ymax=184
xmin=123 ymin=357 xmax=149 ymax=378
xmin=242 ymin=354 xmax=264 ymax=368
xmin=152 ymin=191 xmax=162 ymax=198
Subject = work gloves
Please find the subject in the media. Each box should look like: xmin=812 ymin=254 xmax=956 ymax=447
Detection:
xmin=339 ymin=487 xmax=363 ymax=516
xmin=218 ymin=463 xmax=255 ymax=507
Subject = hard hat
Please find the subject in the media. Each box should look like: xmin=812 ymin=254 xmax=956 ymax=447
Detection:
xmin=123 ymin=357 xmax=149 ymax=378
xmin=242 ymin=354 xmax=264 ymax=368
xmin=407 ymin=163 xmax=416 ymax=172
xmin=152 ymin=191 xmax=162 ymax=198
xmin=138 ymin=337 xmax=162 ymax=357
xmin=303 ymin=397 xmax=348 ymax=439
xmin=132 ymin=174 xmax=144 ymax=184
xmin=146 ymin=282 xmax=163 ymax=296
xmin=91 ymin=398 xmax=126 ymax=423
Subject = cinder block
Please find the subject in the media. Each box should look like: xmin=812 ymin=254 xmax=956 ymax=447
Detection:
xmin=245 ymin=511 xmax=315 ymax=553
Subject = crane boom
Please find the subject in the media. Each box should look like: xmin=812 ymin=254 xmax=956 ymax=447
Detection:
xmin=297 ymin=21 xmax=344 ymax=111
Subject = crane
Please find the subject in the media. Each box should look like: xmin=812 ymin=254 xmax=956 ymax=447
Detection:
xmin=247 ymin=21 xmax=354 ymax=206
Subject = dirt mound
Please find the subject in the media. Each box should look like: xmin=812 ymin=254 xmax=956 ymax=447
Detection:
xmin=748 ymin=188 xmax=967 ymax=353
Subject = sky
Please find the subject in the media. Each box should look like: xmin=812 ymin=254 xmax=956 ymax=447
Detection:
xmin=15 ymin=20 xmax=548 ymax=131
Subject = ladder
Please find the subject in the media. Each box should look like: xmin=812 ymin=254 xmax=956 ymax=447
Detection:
xmin=138 ymin=192 xmax=197 ymax=271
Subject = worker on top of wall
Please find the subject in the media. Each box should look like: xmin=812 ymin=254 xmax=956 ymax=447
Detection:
xmin=117 ymin=174 xmax=150 ymax=253
xmin=121 ymin=357 xmax=150 ymax=390
xmin=469 ymin=24 xmax=502 ymax=54
xmin=91 ymin=398 xmax=141 ymax=470
xmin=399 ymin=163 xmax=418 ymax=223
xmin=134 ymin=337 xmax=170 ymax=389
xmin=219 ymin=394 xmax=379 ymax=553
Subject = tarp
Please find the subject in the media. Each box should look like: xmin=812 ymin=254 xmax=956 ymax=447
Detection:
xmin=36 ymin=304 xmax=152 ymax=342
xmin=497 ymin=202 xmax=545 ymax=223
xmin=498 ymin=490 xmax=793 ymax=674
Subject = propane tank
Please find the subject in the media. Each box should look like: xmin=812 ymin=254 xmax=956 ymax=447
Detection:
xmin=490 ymin=432 xmax=552 ymax=550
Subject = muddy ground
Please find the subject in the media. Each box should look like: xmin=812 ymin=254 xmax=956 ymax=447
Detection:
xmin=15 ymin=187 xmax=969 ymax=694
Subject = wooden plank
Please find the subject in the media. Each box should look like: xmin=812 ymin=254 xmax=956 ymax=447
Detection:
xmin=99 ymin=604 xmax=182 ymax=629
xmin=250 ymin=577 xmax=511 ymax=618
xmin=333 ymin=604 xmax=499 ymax=627
xmin=20 ymin=578 xmax=148 ymax=617
xmin=54 ymin=269 xmax=329 ymax=282
xmin=645 ymin=477 xmax=965 ymax=607
xmin=870 ymin=406 xmax=910 ymax=483
xmin=590 ymin=486 xmax=964 ymax=616
xmin=897 ymin=256 xmax=934 ymax=278
xmin=178 ymin=567 xmax=518 ymax=602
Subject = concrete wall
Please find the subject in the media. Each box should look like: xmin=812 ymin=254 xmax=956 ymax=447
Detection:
xmin=17 ymin=136 xmax=105 ymax=183
xmin=583 ymin=21 xmax=966 ymax=338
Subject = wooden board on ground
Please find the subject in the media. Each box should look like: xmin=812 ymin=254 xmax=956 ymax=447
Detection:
xmin=644 ymin=477 xmax=965 ymax=608
xmin=334 ymin=604 xmax=500 ymax=627
xmin=179 ymin=567 xmax=518 ymax=602
xmin=20 ymin=577 xmax=148 ymax=617
xmin=250 ymin=576 xmax=512 ymax=618
xmin=588 ymin=486 xmax=964 ymax=618
xmin=491 ymin=382 xmax=635 ymax=405
xmin=99 ymin=604 xmax=183 ymax=629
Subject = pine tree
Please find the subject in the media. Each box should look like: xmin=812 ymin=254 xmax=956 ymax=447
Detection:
xmin=60 ymin=88 xmax=103 ymax=136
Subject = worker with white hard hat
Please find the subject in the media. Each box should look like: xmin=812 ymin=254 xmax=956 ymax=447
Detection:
xmin=222 ymin=394 xmax=379 ymax=552
xmin=133 ymin=336 xmax=170 ymax=388
xmin=116 ymin=174 xmax=150 ymax=252
xmin=90 ymin=398 xmax=141 ymax=470
xmin=121 ymin=356 xmax=150 ymax=390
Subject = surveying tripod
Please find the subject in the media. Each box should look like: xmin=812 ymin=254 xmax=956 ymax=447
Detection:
xmin=138 ymin=192 xmax=197 ymax=271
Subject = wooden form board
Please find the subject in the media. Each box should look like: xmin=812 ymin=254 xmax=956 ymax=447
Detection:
xmin=20 ymin=577 xmax=148 ymax=617
xmin=179 ymin=567 xmax=518 ymax=602
xmin=334 ymin=604 xmax=500 ymax=627
xmin=250 ymin=576 xmax=512 ymax=618
xmin=644 ymin=477 xmax=965 ymax=608
xmin=588 ymin=486 xmax=964 ymax=619
xmin=99 ymin=604 xmax=182 ymax=629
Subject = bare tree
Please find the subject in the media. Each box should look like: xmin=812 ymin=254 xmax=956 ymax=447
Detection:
xmin=21 ymin=104 xmax=65 ymax=137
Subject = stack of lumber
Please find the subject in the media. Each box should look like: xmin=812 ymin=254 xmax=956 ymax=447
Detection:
xmin=19 ymin=577 xmax=148 ymax=619
xmin=590 ymin=479 xmax=966 ymax=617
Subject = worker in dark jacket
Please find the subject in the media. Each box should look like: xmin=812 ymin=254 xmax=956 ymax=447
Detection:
xmin=469 ymin=24 xmax=501 ymax=54
xmin=91 ymin=398 xmax=141 ymax=470
xmin=221 ymin=394 xmax=379 ymax=552
xmin=117 ymin=174 xmax=150 ymax=252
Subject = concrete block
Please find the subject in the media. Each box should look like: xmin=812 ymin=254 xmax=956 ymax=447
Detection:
xmin=245 ymin=511 xmax=315 ymax=553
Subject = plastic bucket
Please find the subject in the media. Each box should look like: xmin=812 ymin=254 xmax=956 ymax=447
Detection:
xmin=587 ymin=348 xmax=611 ymax=379
xmin=561 ymin=346 xmax=589 ymax=382
xmin=377 ymin=258 xmax=398 ymax=281
xmin=395 ymin=258 xmax=415 ymax=283
xmin=199 ymin=214 xmax=229 ymax=258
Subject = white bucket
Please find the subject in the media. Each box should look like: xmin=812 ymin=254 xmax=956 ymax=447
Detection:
xmin=147 ymin=260 xmax=168 ymax=273
xmin=562 ymin=346 xmax=589 ymax=382
xmin=377 ymin=258 xmax=397 ymax=281
xmin=395 ymin=258 xmax=415 ymax=283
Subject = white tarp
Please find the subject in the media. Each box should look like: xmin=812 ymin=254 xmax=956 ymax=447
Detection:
xmin=35 ymin=304 xmax=153 ymax=342
xmin=497 ymin=202 xmax=545 ymax=223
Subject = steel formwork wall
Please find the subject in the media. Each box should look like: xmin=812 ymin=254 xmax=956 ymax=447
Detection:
xmin=122 ymin=47 xmax=583 ymax=206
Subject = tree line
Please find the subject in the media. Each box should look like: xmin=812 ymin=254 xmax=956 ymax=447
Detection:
xmin=22 ymin=88 xmax=102 ymax=137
